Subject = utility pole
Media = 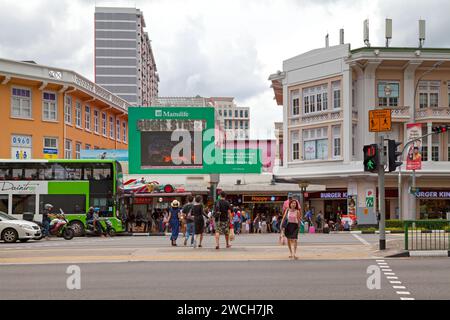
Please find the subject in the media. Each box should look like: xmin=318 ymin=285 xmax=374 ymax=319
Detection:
xmin=378 ymin=134 xmax=386 ymax=250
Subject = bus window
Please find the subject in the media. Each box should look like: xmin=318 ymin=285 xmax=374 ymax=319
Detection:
xmin=93 ymin=164 xmax=112 ymax=180
xmin=54 ymin=164 xmax=67 ymax=180
xmin=84 ymin=166 xmax=94 ymax=180
xmin=12 ymin=195 xmax=36 ymax=215
xmin=38 ymin=164 xmax=54 ymax=180
xmin=12 ymin=169 xmax=23 ymax=180
xmin=40 ymin=195 xmax=86 ymax=215
xmin=0 ymin=195 xmax=8 ymax=213
xmin=64 ymin=164 xmax=83 ymax=180
xmin=0 ymin=168 xmax=11 ymax=180
xmin=24 ymin=168 xmax=39 ymax=180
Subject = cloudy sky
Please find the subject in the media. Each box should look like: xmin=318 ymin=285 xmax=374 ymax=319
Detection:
xmin=1 ymin=0 xmax=450 ymax=138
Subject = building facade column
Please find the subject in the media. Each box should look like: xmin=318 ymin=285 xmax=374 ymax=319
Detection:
xmin=283 ymin=81 xmax=289 ymax=169
xmin=343 ymin=64 xmax=352 ymax=163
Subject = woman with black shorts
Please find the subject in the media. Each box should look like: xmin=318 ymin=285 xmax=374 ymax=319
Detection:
xmin=281 ymin=200 xmax=302 ymax=259
xmin=192 ymin=195 xmax=208 ymax=248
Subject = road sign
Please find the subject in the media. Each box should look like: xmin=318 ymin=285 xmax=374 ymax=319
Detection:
xmin=369 ymin=109 xmax=392 ymax=132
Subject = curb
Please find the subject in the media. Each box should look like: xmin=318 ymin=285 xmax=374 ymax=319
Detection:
xmin=387 ymin=250 xmax=450 ymax=258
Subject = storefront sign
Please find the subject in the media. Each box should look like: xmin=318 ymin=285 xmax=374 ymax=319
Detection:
xmin=243 ymin=195 xmax=287 ymax=203
xmin=0 ymin=181 xmax=48 ymax=194
xmin=132 ymin=197 xmax=154 ymax=205
xmin=416 ymin=191 xmax=450 ymax=199
xmin=406 ymin=123 xmax=422 ymax=170
xmin=304 ymin=191 xmax=348 ymax=199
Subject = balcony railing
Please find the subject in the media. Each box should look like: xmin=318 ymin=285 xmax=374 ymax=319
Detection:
xmin=416 ymin=107 xmax=450 ymax=120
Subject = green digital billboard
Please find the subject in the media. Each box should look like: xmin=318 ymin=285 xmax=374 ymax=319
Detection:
xmin=128 ymin=107 xmax=261 ymax=174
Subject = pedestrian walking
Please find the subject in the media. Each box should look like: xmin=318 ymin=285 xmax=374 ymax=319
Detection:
xmin=280 ymin=200 xmax=302 ymax=260
xmin=232 ymin=207 xmax=241 ymax=235
xmin=181 ymin=196 xmax=195 ymax=246
xmin=192 ymin=195 xmax=208 ymax=248
xmin=168 ymin=200 xmax=181 ymax=246
xmin=272 ymin=214 xmax=279 ymax=233
xmin=214 ymin=192 xmax=232 ymax=250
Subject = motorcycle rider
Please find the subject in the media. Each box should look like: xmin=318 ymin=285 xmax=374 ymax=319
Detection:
xmin=87 ymin=207 xmax=106 ymax=237
xmin=42 ymin=203 xmax=55 ymax=240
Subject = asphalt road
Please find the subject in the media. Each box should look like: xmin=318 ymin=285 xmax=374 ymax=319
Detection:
xmin=0 ymin=234 xmax=449 ymax=300
xmin=1 ymin=258 xmax=449 ymax=300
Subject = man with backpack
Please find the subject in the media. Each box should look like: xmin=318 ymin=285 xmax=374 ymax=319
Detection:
xmin=214 ymin=192 xmax=232 ymax=250
xmin=182 ymin=196 xmax=195 ymax=246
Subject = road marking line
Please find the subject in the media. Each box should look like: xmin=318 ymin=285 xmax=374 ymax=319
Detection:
xmin=376 ymin=259 xmax=385 ymax=262
xmin=396 ymin=291 xmax=411 ymax=295
xmin=390 ymin=281 xmax=402 ymax=284
xmin=393 ymin=286 xmax=406 ymax=289
xmin=352 ymin=234 xmax=370 ymax=245
xmin=384 ymin=272 xmax=395 ymax=275
xmin=381 ymin=269 xmax=392 ymax=272
xmin=400 ymin=298 xmax=415 ymax=300
xmin=387 ymin=276 xmax=399 ymax=279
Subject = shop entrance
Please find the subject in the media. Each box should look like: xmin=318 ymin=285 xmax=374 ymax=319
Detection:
xmin=419 ymin=199 xmax=450 ymax=219
xmin=324 ymin=200 xmax=347 ymax=222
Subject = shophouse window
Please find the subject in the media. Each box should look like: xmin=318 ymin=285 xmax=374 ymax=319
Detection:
xmin=85 ymin=106 xmax=91 ymax=130
xmin=75 ymin=142 xmax=81 ymax=159
xmin=432 ymin=134 xmax=439 ymax=161
xmin=75 ymin=101 xmax=82 ymax=128
xmin=94 ymin=110 xmax=99 ymax=133
xmin=43 ymin=92 xmax=57 ymax=121
xmin=303 ymin=127 xmax=328 ymax=160
xmin=378 ymin=82 xmax=399 ymax=107
xmin=419 ymin=81 xmax=440 ymax=108
xmin=11 ymin=88 xmax=32 ymax=118
xmin=123 ymin=122 xmax=127 ymax=143
xmin=303 ymin=85 xmax=327 ymax=115
xmin=332 ymin=126 xmax=341 ymax=158
xmin=291 ymin=90 xmax=300 ymax=116
xmin=235 ymin=110 xmax=238 ymax=118
xmin=352 ymin=124 xmax=357 ymax=157
xmin=64 ymin=95 xmax=72 ymax=124
xmin=291 ymin=131 xmax=300 ymax=161
xmin=448 ymin=82 xmax=450 ymax=107
xmin=240 ymin=110 xmax=243 ymax=118
xmin=44 ymin=137 xmax=58 ymax=155
xmin=85 ymin=144 xmax=91 ymax=150
xmin=245 ymin=110 xmax=248 ymax=118
xmin=65 ymin=139 xmax=72 ymax=159
xmin=109 ymin=116 xmax=114 ymax=139
xmin=102 ymin=112 xmax=107 ymax=136
xmin=332 ymin=81 xmax=341 ymax=109
xmin=116 ymin=119 xmax=121 ymax=141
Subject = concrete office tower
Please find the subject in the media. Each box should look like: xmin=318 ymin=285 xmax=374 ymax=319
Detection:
xmin=95 ymin=7 xmax=159 ymax=106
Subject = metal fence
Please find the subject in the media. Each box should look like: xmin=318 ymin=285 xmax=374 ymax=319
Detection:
xmin=404 ymin=220 xmax=450 ymax=251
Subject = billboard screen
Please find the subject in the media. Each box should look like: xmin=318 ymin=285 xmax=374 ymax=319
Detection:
xmin=128 ymin=107 xmax=262 ymax=174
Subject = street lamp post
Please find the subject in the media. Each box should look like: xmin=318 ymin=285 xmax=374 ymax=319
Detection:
xmin=298 ymin=181 xmax=309 ymax=215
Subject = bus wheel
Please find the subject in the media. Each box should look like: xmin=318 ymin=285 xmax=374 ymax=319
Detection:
xmin=69 ymin=221 xmax=85 ymax=237
xmin=2 ymin=229 xmax=18 ymax=243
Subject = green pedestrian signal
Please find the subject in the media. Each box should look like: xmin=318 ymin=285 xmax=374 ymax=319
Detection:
xmin=363 ymin=144 xmax=378 ymax=173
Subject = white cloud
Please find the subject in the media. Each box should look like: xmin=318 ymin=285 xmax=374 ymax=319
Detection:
xmin=1 ymin=0 xmax=450 ymax=138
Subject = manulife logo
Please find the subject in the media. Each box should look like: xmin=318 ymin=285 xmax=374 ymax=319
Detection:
xmin=155 ymin=110 xmax=189 ymax=118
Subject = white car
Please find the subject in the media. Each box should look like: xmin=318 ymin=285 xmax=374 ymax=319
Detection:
xmin=0 ymin=211 xmax=42 ymax=243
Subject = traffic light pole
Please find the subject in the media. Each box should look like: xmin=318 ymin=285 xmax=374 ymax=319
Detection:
xmin=378 ymin=134 xmax=386 ymax=250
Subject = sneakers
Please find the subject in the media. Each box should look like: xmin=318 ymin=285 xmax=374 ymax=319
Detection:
xmin=193 ymin=240 xmax=197 ymax=248
xmin=184 ymin=238 xmax=187 ymax=246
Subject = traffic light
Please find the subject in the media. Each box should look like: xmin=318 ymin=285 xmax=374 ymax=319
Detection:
xmin=363 ymin=144 xmax=378 ymax=172
xmin=432 ymin=125 xmax=450 ymax=134
xmin=388 ymin=139 xmax=403 ymax=172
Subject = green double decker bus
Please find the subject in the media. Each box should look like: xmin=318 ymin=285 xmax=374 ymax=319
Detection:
xmin=0 ymin=159 xmax=125 ymax=236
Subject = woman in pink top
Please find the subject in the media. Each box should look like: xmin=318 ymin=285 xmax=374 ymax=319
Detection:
xmin=281 ymin=200 xmax=302 ymax=260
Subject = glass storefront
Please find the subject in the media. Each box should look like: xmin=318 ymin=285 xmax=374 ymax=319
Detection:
xmin=419 ymin=199 xmax=450 ymax=219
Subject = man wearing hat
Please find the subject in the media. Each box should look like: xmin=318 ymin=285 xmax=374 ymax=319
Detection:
xmin=168 ymin=200 xmax=181 ymax=246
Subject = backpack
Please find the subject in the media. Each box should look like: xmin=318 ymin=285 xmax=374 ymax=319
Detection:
xmin=214 ymin=199 xmax=229 ymax=221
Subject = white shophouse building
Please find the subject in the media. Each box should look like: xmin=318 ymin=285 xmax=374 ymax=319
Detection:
xmin=270 ymin=43 xmax=450 ymax=221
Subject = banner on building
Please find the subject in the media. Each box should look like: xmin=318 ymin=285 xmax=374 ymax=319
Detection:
xmin=406 ymin=123 xmax=422 ymax=170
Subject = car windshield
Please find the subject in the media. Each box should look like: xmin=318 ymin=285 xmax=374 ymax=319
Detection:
xmin=0 ymin=211 xmax=17 ymax=221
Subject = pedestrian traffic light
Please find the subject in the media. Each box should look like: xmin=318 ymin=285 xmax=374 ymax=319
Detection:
xmin=388 ymin=139 xmax=403 ymax=172
xmin=363 ymin=144 xmax=378 ymax=172
xmin=432 ymin=125 xmax=450 ymax=134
